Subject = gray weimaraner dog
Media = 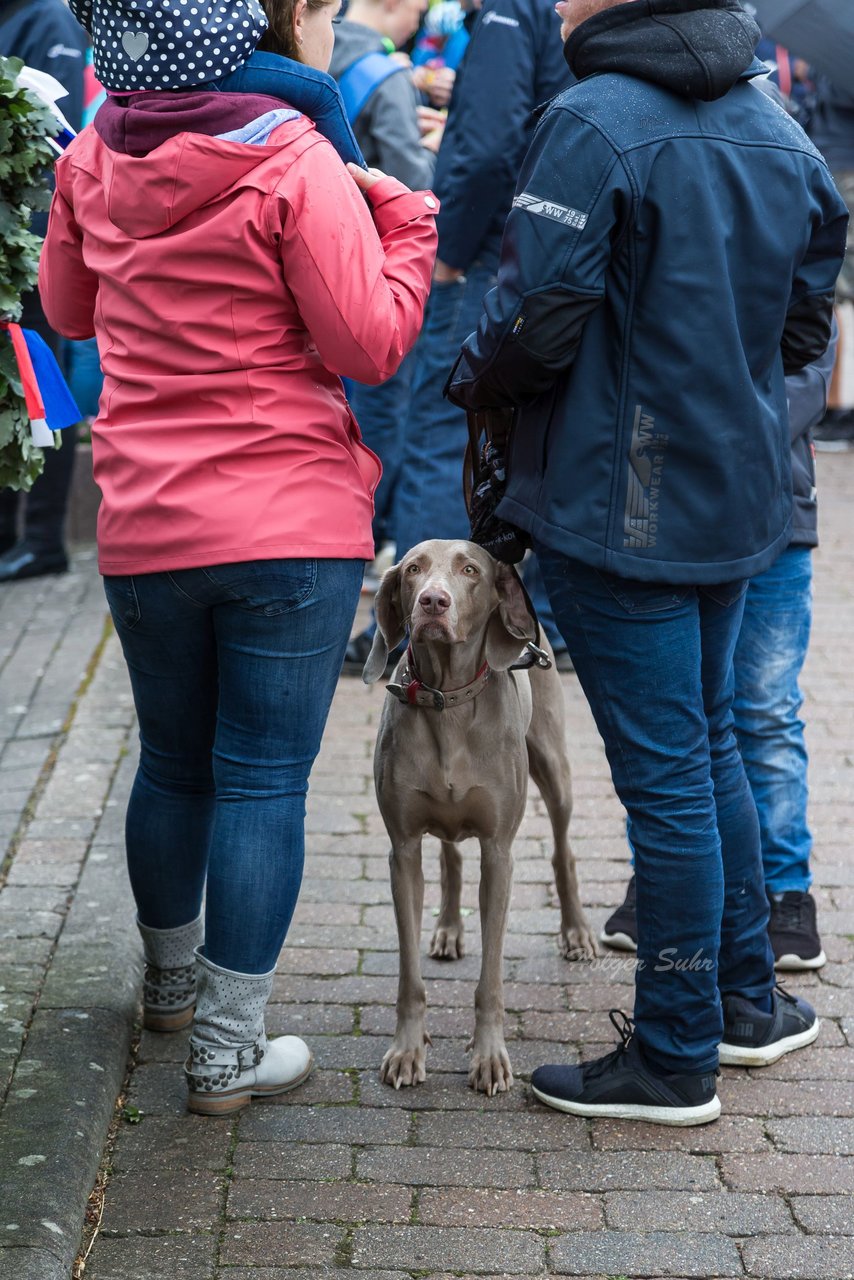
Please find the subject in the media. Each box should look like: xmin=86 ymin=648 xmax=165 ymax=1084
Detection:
xmin=362 ymin=539 xmax=597 ymax=1096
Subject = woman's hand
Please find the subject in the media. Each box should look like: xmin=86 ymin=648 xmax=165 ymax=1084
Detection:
xmin=347 ymin=163 xmax=389 ymax=193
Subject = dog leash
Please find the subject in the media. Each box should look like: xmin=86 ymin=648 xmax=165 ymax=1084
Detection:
xmin=507 ymin=567 xmax=552 ymax=672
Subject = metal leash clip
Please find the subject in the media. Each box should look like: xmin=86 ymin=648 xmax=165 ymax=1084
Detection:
xmin=526 ymin=641 xmax=552 ymax=669
xmin=509 ymin=641 xmax=553 ymax=672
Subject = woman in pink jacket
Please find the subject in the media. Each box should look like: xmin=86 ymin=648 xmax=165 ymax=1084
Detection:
xmin=39 ymin=0 xmax=437 ymax=1115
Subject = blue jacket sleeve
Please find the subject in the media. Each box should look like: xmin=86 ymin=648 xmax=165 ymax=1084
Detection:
xmin=447 ymin=104 xmax=631 ymax=409
xmin=786 ymin=315 xmax=837 ymax=444
xmin=433 ymin=0 xmax=552 ymax=271
xmin=780 ymin=168 xmax=848 ymax=375
xmin=26 ymin=8 xmax=88 ymax=133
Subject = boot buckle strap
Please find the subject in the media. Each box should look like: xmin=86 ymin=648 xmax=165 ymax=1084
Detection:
xmin=237 ymin=1043 xmax=263 ymax=1072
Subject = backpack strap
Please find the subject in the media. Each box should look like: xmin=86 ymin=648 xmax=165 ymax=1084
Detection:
xmin=337 ymin=50 xmax=409 ymax=124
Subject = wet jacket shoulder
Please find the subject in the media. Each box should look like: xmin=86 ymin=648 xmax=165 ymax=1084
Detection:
xmin=328 ymin=22 xmax=434 ymax=191
xmin=448 ymin=0 xmax=848 ymax=584
xmin=432 ymin=0 xmax=572 ymax=271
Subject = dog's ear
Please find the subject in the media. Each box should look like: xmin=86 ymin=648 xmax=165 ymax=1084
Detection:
xmin=485 ymin=562 xmax=537 ymax=671
xmin=362 ymin=562 xmax=406 ymax=685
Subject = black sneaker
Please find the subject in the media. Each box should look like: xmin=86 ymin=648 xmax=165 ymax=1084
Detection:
xmin=718 ymin=986 xmax=819 ymax=1067
xmin=768 ymin=890 xmax=826 ymax=971
xmin=813 ymin=408 xmax=854 ymax=451
xmin=600 ymin=875 xmax=638 ymax=952
xmin=531 ymin=1010 xmax=721 ymax=1127
xmin=0 ymin=540 xmax=68 ymax=582
xmin=340 ymin=629 xmax=399 ymax=679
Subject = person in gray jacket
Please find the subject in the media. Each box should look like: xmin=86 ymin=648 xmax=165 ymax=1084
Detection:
xmin=329 ymin=0 xmax=436 ymax=191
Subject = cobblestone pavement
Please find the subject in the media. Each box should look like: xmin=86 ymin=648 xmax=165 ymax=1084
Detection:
xmin=1 ymin=455 xmax=853 ymax=1280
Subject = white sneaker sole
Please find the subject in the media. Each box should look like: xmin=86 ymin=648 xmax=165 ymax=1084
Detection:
xmin=774 ymin=949 xmax=826 ymax=972
xmin=531 ymin=1084 xmax=721 ymax=1127
xmin=599 ymin=929 xmax=638 ymax=953
xmin=718 ymin=1017 xmax=820 ymax=1067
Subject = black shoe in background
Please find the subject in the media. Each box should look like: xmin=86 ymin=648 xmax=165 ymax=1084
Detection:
xmin=768 ymin=890 xmax=826 ymax=971
xmin=718 ymin=986 xmax=819 ymax=1067
xmin=600 ymin=874 xmax=638 ymax=952
xmin=340 ymin=629 xmax=399 ymax=679
xmin=531 ymin=1010 xmax=720 ymax=1126
xmin=813 ymin=408 xmax=854 ymax=451
xmin=0 ymin=540 xmax=68 ymax=583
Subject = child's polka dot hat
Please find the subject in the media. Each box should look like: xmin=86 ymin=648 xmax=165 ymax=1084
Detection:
xmin=69 ymin=0 xmax=268 ymax=92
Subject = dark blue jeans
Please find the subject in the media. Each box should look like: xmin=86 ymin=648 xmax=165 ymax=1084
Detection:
xmin=536 ymin=548 xmax=775 ymax=1074
xmin=390 ymin=265 xmax=562 ymax=647
xmin=104 ymin=558 xmax=363 ymax=974
xmin=348 ymin=349 xmax=416 ymax=550
xmin=733 ymin=545 xmax=813 ymax=894
xmin=393 ymin=267 xmax=496 ymax=553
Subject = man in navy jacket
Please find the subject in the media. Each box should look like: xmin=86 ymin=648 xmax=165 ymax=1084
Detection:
xmin=0 ymin=0 xmax=88 ymax=580
xmin=343 ymin=0 xmax=574 ymax=671
xmin=449 ymin=0 xmax=847 ymax=1126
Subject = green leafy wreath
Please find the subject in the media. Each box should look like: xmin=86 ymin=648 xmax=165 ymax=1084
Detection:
xmin=0 ymin=56 xmax=61 ymax=491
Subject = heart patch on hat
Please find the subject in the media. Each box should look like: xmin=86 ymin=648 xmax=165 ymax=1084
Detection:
xmin=121 ymin=30 xmax=149 ymax=60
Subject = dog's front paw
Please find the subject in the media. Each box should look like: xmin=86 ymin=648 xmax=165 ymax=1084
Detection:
xmin=467 ymin=1039 xmax=513 ymax=1096
xmin=429 ymin=921 xmax=465 ymax=960
xmin=560 ymin=921 xmax=598 ymax=961
xmin=380 ymin=1037 xmax=429 ymax=1089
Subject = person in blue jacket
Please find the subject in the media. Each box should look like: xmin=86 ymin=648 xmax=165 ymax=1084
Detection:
xmin=448 ymin=0 xmax=847 ymax=1126
xmin=602 ymin=326 xmax=837 ymax=972
xmin=343 ymin=0 xmax=575 ymax=672
xmin=0 ymin=0 xmax=89 ymax=582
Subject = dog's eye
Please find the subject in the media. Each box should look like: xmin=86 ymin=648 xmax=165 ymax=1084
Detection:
xmin=462 ymin=564 xmax=479 ymax=575
xmin=406 ymin=564 xmax=421 ymax=574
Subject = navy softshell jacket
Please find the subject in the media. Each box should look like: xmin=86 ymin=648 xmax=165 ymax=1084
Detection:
xmin=448 ymin=0 xmax=848 ymax=584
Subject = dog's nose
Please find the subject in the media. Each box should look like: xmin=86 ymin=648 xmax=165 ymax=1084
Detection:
xmin=418 ymin=587 xmax=451 ymax=615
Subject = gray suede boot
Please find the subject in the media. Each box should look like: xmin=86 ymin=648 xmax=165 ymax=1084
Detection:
xmin=137 ymin=915 xmax=203 ymax=1032
xmin=185 ymin=951 xmax=313 ymax=1115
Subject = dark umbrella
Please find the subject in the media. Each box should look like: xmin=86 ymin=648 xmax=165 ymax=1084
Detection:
xmin=754 ymin=0 xmax=854 ymax=91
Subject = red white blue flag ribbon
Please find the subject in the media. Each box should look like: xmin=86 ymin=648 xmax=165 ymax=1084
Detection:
xmin=1 ymin=323 xmax=81 ymax=447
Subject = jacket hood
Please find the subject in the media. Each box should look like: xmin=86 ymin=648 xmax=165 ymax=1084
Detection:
xmin=68 ymin=0 xmax=267 ymax=92
xmin=328 ymin=21 xmax=386 ymax=80
xmin=84 ymin=91 xmax=312 ymax=237
xmin=566 ymin=0 xmax=761 ymax=101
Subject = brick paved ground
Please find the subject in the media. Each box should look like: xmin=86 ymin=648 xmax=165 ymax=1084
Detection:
xmin=1 ymin=454 xmax=853 ymax=1280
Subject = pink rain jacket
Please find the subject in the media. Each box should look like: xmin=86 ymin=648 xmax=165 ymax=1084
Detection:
xmin=39 ymin=104 xmax=438 ymax=575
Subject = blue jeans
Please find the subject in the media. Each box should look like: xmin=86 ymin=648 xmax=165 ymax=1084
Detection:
xmin=348 ymin=350 xmax=416 ymax=549
xmin=104 ymin=558 xmax=363 ymax=974
xmin=393 ymin=266 xmax=496 ymax=553
xmin=733 ymin=546 xmax=813 ymax=894
xmin=391 ymin=265 xmax=562 ymax=647
xmin=536 ymin=548 xmax=775 ymax=1074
